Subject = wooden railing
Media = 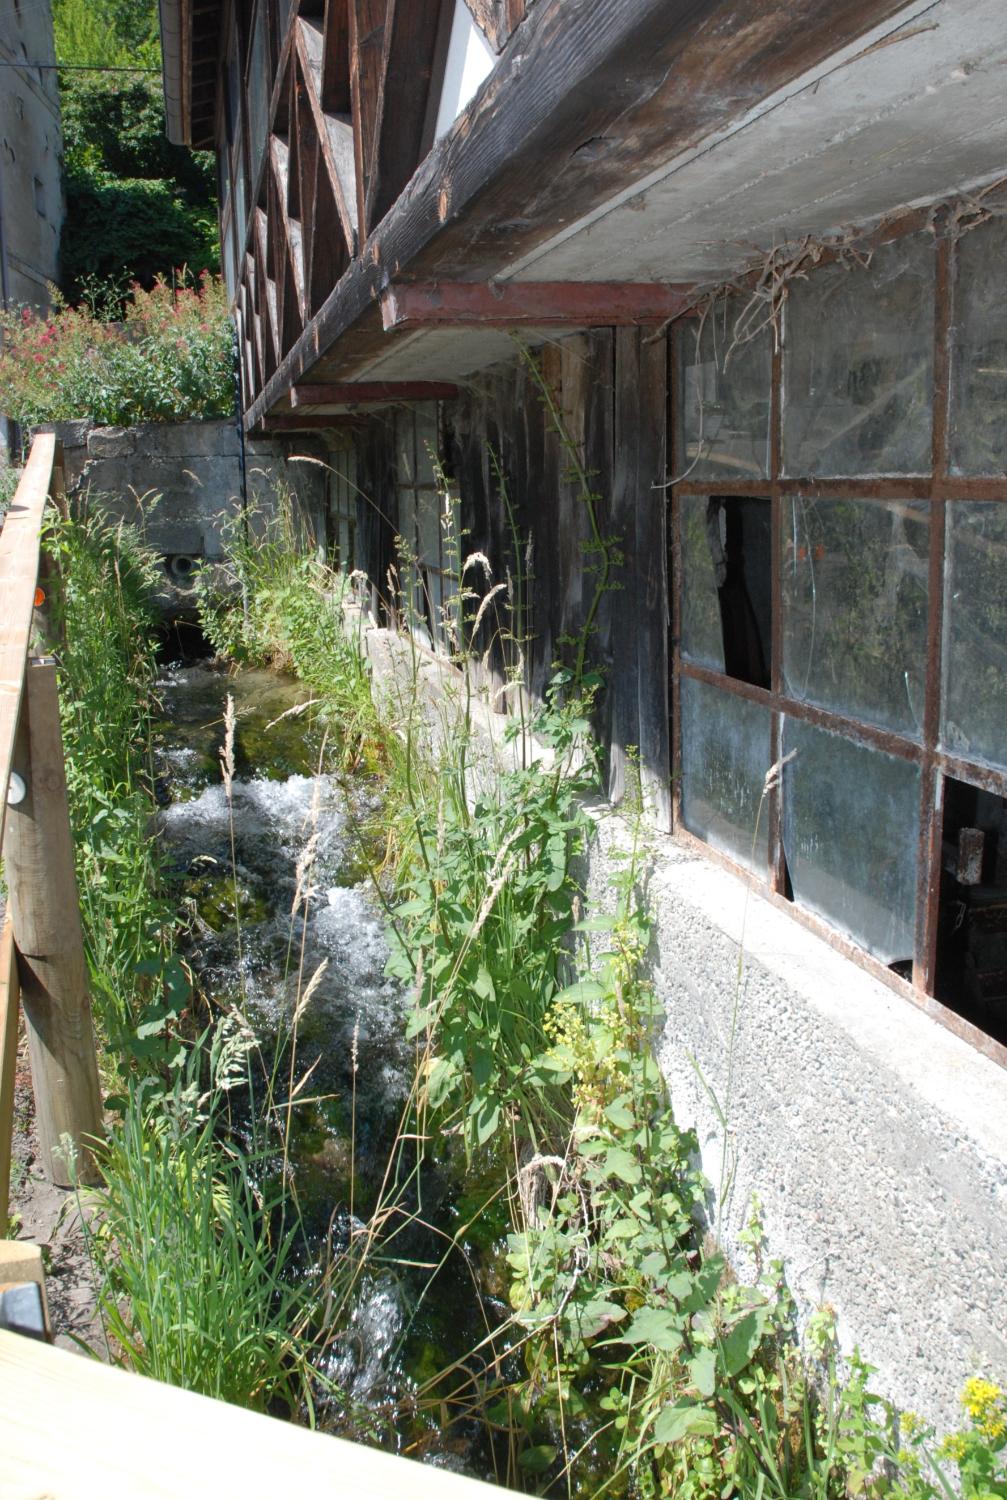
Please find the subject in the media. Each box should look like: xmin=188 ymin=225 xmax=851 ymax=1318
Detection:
xmin=0 ymin=433 xmax=103 ymax=1202
xmin=0 ymin=437 xmax=509 ymax=1497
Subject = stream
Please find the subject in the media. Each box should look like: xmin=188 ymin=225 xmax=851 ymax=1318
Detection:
xmin=152 ymin=654 xmax=507 ymax=1467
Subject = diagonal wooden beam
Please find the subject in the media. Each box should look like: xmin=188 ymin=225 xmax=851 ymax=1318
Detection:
xmin=321 ymin=0 xmax=351 ymax=112
xmin=296 ymin=17 xmax=358 ymax=255
xmin=379 ymin=280 xmax=696 ymax=329
xmin=348 ymin=0 xmax=388 ymax=240
xmin=365 ymin=0 xmax=445 ymax=234
xmin=290 ymin=381 xmax=459 ymax=406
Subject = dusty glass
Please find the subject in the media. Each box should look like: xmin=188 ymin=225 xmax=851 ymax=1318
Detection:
xmin=942 ymin=501 xmax=1007 ymax=769
xmin=680 ymin=677 xmax=771 ymax=872
xmin=950 ymin=217 xmax=1007 ymax=474
xmin=680 ymin=495 xmax=725 ymax=672
xmin=783 ymin=496 xmax=929 ymax=736
xmin=783 ymin=237 xmax=934 ymax=476
xmin=782 ymin=719 xmax=919 ymax=965
xmin=676 ymin=300 xmax=772 ymax=481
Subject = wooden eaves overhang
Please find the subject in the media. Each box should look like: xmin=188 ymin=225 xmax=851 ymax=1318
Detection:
xmin=165 ymin=0 xmax=924 ymax=430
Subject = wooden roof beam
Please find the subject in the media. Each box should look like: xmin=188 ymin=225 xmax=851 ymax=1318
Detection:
xmin=290 ymin=381 xmax=459 ymax=406
xmin=251 ymin=414 xmax=369 ymax=434
xmin=380 ymin=281 xmax=695 ymax=329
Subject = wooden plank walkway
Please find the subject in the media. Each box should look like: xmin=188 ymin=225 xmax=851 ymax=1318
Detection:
xmin=0 ymin=1328 xmax=506 ymax=1500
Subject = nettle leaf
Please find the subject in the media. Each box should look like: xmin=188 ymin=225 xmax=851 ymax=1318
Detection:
xmin=719 ymin=1308 xmax=767 ymax=1377
xmin=554 ymin=979 xmax=605 ymax=1005
xmin=474 ymin=1098 xmax=501 ymax=1147
xmin=563 ymin=1295 xmax=627 ymax=1340
xmin=519 ymin=1445 xmax=557 ymax=1474
xmin=604 ymin=1146 xmax=642 ymax=1185
xmin=688 ymin=1347 xmax=717 ymax=1398
xmin=604 ymin=1098 xmax=636 ymax=1130
xmin=404 ymin=1005 xmax=432 ymax=1040
xmin=572 ymin=915 xmax=618 ymax=933
xmin=653 ymin=1400 xmax=717 ymax=1446
xmin=621 ymin=1305 xmax=685 ymax=1352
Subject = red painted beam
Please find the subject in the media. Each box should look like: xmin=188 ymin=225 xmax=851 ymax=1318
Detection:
xmin=379 ymin=281 xmax=695 ymax=331
xmin=289 ymin=381 xmax=460 ymax=406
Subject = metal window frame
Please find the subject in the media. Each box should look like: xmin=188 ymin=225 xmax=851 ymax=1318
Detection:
xmin=669 ymin=226 xmax=1007 ymax=1069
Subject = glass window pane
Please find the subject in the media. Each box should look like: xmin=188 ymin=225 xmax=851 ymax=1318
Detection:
xmin=680 ymin=495 xmax=771 ymax=688
xmin=783 ymin=497 xmax=928 ymax=737
xmin=414 ymin=406 xmax=439 ymax=486
xmin=680 ymin=677 xmax=771 ymax=872
xmin=783 ymin=237 xmax=934 ymax=477
xmin=783 ymin=719 xmax=919 ymax=965
xmin=680 ymin=495 xmax=725 ymax=672
xmin=942 ymin=502 xmax=1007 ymax=769
xmin=950 ymin=217 xmax=1007 ymax=475
xmin=676 ymin=302 xmax=771 ymax=481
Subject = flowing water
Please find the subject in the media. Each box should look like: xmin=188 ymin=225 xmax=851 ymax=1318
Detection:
xmin=152 ymin=656 xmax=506 ymax=1462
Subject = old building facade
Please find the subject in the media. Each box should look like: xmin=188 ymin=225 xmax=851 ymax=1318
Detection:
xmin=161 ymin=0 xmax=1007 ymax=1425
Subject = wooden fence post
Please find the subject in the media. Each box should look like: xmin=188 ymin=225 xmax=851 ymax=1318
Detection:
xmin=3 ymin=658 xmax=103 ymax=1187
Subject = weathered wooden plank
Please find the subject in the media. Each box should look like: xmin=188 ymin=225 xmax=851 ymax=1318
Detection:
xmin=608 ymin=327 xmax=643 ymax=806
xmin=291 ymin=381 xmax=459 ymax=406
xmin=380 ymin=282 xmax=695 ymax=331
xmin=635 ymin=333 xmax=671 ymax=830
xmin=254 ymin=414 xmax=368 ymax=432
xmin=365 ymin=0 xmax=445 ymax=233
xmin=297 ymin=16 xmax=358 ymax=254
xmin=0 ymin=1326 xmax=511 ymax=1500
xmin=0 ymin=433 xmax=54 ymax=855
xmin=348 ymin=0 xmax=388 ymax=239
xmin=321 ymin=0 xmax=351 ymax=113
xmin=0 ymin=917 xmax=20 ymax=1227
xmin=3 ymin=661 xmax=103 ymax=1187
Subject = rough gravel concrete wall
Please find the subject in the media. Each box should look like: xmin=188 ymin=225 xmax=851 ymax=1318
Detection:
xmin=580 ymin=808 xmax=1007 ymax=1435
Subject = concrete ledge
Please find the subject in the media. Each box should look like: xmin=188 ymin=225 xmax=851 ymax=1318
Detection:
xmin=582 ymin=808 xmax=1007 ymax=1433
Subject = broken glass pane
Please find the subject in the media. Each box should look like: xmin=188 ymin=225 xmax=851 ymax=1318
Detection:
xmin=680 ymin=495 xmax=772 ymax=688
xmin=950 ymin=217 xmax=1007 ymax=474
xmin=782 ymin=719 xmax=919 ymax=965
xmin=676 ymin=301 xmax=772 ymax=481
xmin=783 ymin=497 xmax=929 ymax=737
xmin=942 ymin=502 xmax=1007 ymax=769
xmin=783 ymin=237 xmax=934 ymax=477
xmin=680 ymin=677 xmax=772 ymax=872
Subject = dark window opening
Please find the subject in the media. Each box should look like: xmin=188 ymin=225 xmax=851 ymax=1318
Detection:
xmin=707 ymin=495 xmax=771 ymax=689
xmin=935 ymin=776 xmax=1007 ymax=1045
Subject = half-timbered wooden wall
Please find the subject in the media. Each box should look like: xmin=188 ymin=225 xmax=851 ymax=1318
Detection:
xmin=349 ymin=331 xmax=672 ymax=827
xmin=211 ymin=0 xmax=527 ymax=415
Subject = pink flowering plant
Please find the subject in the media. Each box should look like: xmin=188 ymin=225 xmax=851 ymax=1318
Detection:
xmin=0 ymin=271 xmax=234 ymax=429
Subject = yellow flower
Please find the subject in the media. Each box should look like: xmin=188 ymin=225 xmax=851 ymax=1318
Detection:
xmin=960 ymin=1377 xmax=1006 ymax=1442
xmin=939 ymin=1433 xmax=969 ymax=1465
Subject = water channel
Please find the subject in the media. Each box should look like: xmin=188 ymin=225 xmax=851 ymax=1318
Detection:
xmin=151 ymin=652 xmax=507 ymax=1468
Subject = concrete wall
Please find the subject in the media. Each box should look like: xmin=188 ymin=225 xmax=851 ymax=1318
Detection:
xmin=353 ymin=610 xmax=1007 ymax=1437
xmin=583 ymin=811 xmax=1007 ymax=1434
xmin=44 ymin=418 xmax=330 ymax=613
xmin=0 ymin=0 xmax=63 ymax=311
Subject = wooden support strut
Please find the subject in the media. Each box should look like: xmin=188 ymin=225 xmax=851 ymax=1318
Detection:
xmin=2 ymin=660 xmax=103 ymax=1188
xmin=289 ymin=380 xmax=459 ymax=406
xmin=379 ymin=281 xmax=696 ymax=331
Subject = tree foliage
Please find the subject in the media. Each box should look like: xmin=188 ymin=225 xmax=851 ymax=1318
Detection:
xmin=53 ymin=0 xmax=220 ymax=307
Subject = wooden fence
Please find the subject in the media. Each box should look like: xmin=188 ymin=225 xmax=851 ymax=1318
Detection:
xmin=0 ymin=435 xmax=508 ymax=1499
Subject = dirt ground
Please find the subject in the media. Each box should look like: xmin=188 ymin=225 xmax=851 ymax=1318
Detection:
xmin=9 ymin=1027 xmax=109 ymax=1358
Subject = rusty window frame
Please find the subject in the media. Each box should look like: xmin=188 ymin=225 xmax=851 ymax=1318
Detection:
xmin=668 ymin=227 xmax=1007 ymax=1068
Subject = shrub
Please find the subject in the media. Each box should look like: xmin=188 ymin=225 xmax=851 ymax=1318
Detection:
xmin=0 ymin=273 xmax=235 ymax=429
